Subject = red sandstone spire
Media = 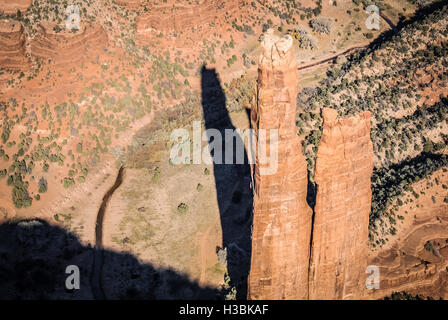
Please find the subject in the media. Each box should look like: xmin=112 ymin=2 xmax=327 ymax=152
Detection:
xmin=248 ymin=29 xmax=312 ymax=300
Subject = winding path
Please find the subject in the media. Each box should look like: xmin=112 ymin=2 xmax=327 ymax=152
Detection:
xmin=90 ymin=166 xmax=125 ymax=300
xmin=297 ymin=12 xmax=397 ymax=71
xmin=298 ymin=45 xmax=367 ymax=71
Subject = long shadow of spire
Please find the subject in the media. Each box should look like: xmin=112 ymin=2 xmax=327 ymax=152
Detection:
xmin=200 ymin=66 xmax=253 ymax=299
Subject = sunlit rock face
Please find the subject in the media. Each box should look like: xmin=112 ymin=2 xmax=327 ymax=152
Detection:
xmin=248 ymin=30 xmax=312 ymax=300
xmin=30 ymin=22 xmax=108 ymax=65
xmin=0 ymin=19 xmax=30 ymax=71
xmin=309 ymin=108 xmax=373 ymax=299
xmin=136 ymin=0 xmax=239 ymax=46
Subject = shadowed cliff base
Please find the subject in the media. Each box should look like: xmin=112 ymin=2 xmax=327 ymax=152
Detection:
xmin=200 ymin=66 xmax=253 ymax=300
xmin=0 ymin=219 xmax=221 ymax=299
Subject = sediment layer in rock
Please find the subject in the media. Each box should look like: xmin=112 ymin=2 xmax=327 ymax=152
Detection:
xmin=30 ymin=22 xmax=108 ymax=65
xmin=309 ymin=108 xmax=373 ymax=299
xmin=0 ymin=19 xmax=30 ymax=71
xmin=248 ymin=30 xmax=312 ymax=300
xmin=136 ymin=0 xmax=238 ymax=45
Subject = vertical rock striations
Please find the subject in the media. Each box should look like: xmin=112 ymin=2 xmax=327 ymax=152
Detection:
xmin=248 ymin=30 xmax=312 ymax=300
xmin=309 ymin=108 xmax=373 ymax=299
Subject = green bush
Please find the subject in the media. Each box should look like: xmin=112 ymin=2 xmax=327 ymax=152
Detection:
xmin=38 ymin=177 xmax=48 ymax=193
xmin=177 ymin=203 xmax=189 ymax=214
xmin=63 ymin=177 xmax=75 ymax=188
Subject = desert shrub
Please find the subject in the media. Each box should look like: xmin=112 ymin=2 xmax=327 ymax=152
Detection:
xmin=299 ymin=33 xmax=318 ymax=50
xmin=38 ymin=177 xmax=48 ymax=193
xmin=293 ymin=24 xmax=311 ymax=37
xmin=63 ymin=177 xmax=75 ymax=188
xmin=76 ymin=143 xmax=83 ymax=153
xmin=151 ymin=167 xmax=161 ymax=183
xmin=177 ymin=203 xmax=188 ymax=214
xmin=385 ymin=291 xmax=434 ymax=300
xmin=310 ymin=17 xmax=334 ymax=34
xmin=9 ymin=173 xmax=32 ymax=208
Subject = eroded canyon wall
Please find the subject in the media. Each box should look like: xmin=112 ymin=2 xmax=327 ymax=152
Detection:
xmin=308 ymin=108 xmax=373 ymax=299
xmin=247 ymin=30 xmax=312 ymax=300
xmin=0 ymin=19 xmax=30 ymax=71
xmin=136 ymin=0 xmax=239 ymax=45
xmin=31 ymin=22 xmax=108 ymax=65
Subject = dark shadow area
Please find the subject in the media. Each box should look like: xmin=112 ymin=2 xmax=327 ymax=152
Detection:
xmin=200 ymin=66 xmax=253 ymax=299
xmin=0 ymin=219 xmax=220 ymax=300
xmin=306 ymin=175 xmax=317 ymax=210
xmin=244 ymin=107 xmax=252 ymax=130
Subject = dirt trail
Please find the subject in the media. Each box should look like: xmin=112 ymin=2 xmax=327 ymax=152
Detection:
xmin=297 ymin=13 xmax=397 ymax=71
xmin=298 ymin=45 xmax=367 ymax=71
xmin=199 ymin=225 xmax=213 ymax=286
xmin=91 ymin=166 xmax=125 ymax=300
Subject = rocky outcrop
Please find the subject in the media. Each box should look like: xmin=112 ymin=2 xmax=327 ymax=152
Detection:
xmin=136 ymin=0 xmax=238 ymax=45
xmin=0 ymin=19 xmax=30 ymax=71
xmin=248 ymin=30 xmax=312 ymax=300
xmin=308 ymin=108 xmax=373 ymax=299
xmin=0 ymin=0 xmax=32 ymax=15
xmin=31 ymin=22 xmax=108 ymax=65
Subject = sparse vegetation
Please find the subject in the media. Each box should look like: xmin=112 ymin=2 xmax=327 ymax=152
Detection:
xmin=177 ymin=202 xmax=189 ymax=214
xmin=309 ymin=17 xmax=334 ymax=34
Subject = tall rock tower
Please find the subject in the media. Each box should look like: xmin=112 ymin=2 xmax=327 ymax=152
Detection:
xmin=248 ymin=30 xmax=312 ymax=300
xmin=309 ymin=108 xmax=374 ymax=299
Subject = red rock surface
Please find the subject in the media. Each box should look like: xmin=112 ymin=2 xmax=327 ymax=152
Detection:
xmin=0 ymin=19 xmax=30 ymax=71
xmin=136 ymin=0 xmax=239 ymax=46
xmin=30 ymin=22 xmax=108 ymax=65
xmin=248 ymin=30 xmax=312 ymax=300
xmin=308 ymin=108 xmax=373 ymax=299
xmin=0 ymin=0 xmax=32 ymax=15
